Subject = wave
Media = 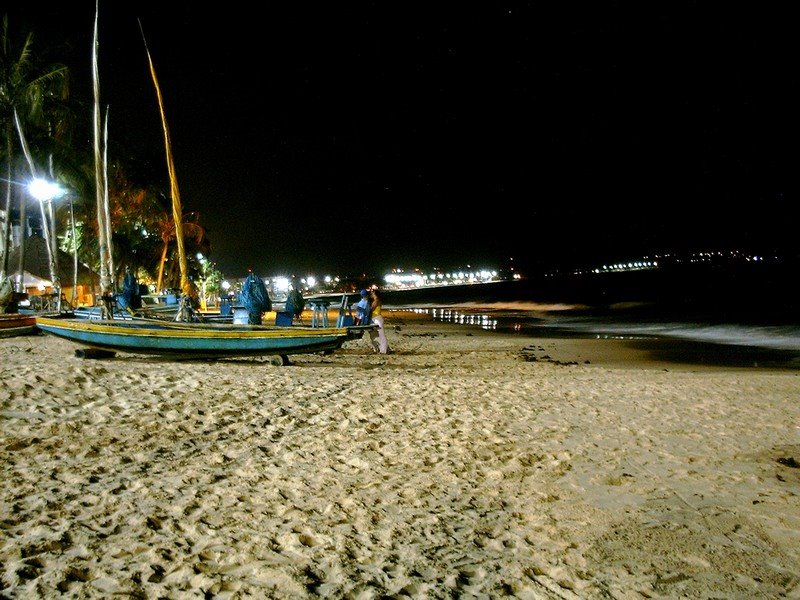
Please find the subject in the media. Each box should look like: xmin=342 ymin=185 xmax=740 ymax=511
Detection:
xmin=543 ymin=319 xmax=800 ymax=352
xmin=389 ymin=303 xmax=800 ymax=352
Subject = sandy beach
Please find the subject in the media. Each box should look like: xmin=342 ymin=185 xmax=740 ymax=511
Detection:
xmin=1 ymin=313 xmax=799 ymax=598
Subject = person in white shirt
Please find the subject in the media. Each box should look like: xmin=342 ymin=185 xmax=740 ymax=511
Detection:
xmin=354 ymin=289 xmax=371 ymax=325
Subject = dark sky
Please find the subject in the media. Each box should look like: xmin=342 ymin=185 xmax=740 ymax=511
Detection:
xmin=8 ymin=2 xmax=800 ymax=277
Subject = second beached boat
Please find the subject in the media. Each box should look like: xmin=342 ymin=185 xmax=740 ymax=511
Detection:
xmin=0 ymin=313 xmax=37 ymax=338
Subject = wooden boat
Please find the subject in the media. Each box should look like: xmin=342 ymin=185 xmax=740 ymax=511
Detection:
xmin=0 ymin=313 xmax=38 ymax=338
xmin=35 ymin=316 xmax=371 ymax=359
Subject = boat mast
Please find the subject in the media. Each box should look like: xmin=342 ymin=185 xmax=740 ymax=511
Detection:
xmin=139 ymin=23 xmax=190 ymax=301
xmin=92 ymin=1 xmax=114 ymax=318
xmin=102 ymin=105 xmax=115 ymax=288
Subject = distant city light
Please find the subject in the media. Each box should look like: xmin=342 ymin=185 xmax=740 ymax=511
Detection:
xmin=384 ymin=273 xmax=424 ymax=286
xmin=382 ymin=268 xmax=502 ymax=290
xmin=273 ymin=277 xmax=290 ymax=293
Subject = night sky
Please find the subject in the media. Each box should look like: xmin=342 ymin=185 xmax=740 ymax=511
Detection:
xmin=7 ymin=2 xmax=799 ymax=278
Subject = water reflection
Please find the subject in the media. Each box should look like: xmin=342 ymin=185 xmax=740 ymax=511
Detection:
xmin=423 ymin=308 xmax=498 ymax=330
xmin=398 ymin=306 xmax=800 ymax=352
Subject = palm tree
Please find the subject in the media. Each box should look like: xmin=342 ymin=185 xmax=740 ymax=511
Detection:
xmin=51 ymin=155 xmax=213 ymax=299
xmin=0 ymin=14 xmax=69 ymax=307
xmin=154 ymin=207 xmax=209 ymax=294
xmin=103 ymin=163 xmax=159 ymax=283
xmin=1 ymin=13 xmax=219 ymax=317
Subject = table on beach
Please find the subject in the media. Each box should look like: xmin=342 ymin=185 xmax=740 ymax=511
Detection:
xmin=307 ymin=299 xmax=332 ymax=327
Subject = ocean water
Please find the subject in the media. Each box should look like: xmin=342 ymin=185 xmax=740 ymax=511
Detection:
xmin=374 ymin=263 xmax=800 ymax=364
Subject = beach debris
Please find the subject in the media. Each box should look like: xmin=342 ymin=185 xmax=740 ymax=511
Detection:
xmin=75 ymin=348 xmax=117 ymax=359
xmin=777 ymin=456 xmax=798 ymax=468
xmin=520 ymin=345 xmax=579 ymax=366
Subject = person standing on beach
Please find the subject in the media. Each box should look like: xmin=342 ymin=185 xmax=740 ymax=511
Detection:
xmin=354 ymin=289 xmax=371 ymax=325
xmin=368 ymin=288 xmax=390 ymax=354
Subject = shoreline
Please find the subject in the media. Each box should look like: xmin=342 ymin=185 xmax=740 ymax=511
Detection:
xmin=2 ymin=322 xmax=799 ymax=597
xmin=383 ymin=309 xmax=800 ymax=372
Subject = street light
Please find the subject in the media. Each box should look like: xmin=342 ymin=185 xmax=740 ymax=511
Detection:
xmin=32 ymin=179 xmax=80 ymax=308
xmin=27 ymin=177 xmax=68 ymax=313
xmin=28 ymin=178 xmax=66 ymax=203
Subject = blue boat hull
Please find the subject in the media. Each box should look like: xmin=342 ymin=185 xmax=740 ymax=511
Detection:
xmin=36 ymin=317 xmax=369 ymax=359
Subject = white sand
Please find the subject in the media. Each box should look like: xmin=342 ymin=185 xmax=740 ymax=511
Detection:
xmin=1 ymin=317 xmax=799 ymax=598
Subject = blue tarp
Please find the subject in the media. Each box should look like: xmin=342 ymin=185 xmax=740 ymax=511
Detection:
xmin=239 ymin=273 xmax=272 ymax=324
